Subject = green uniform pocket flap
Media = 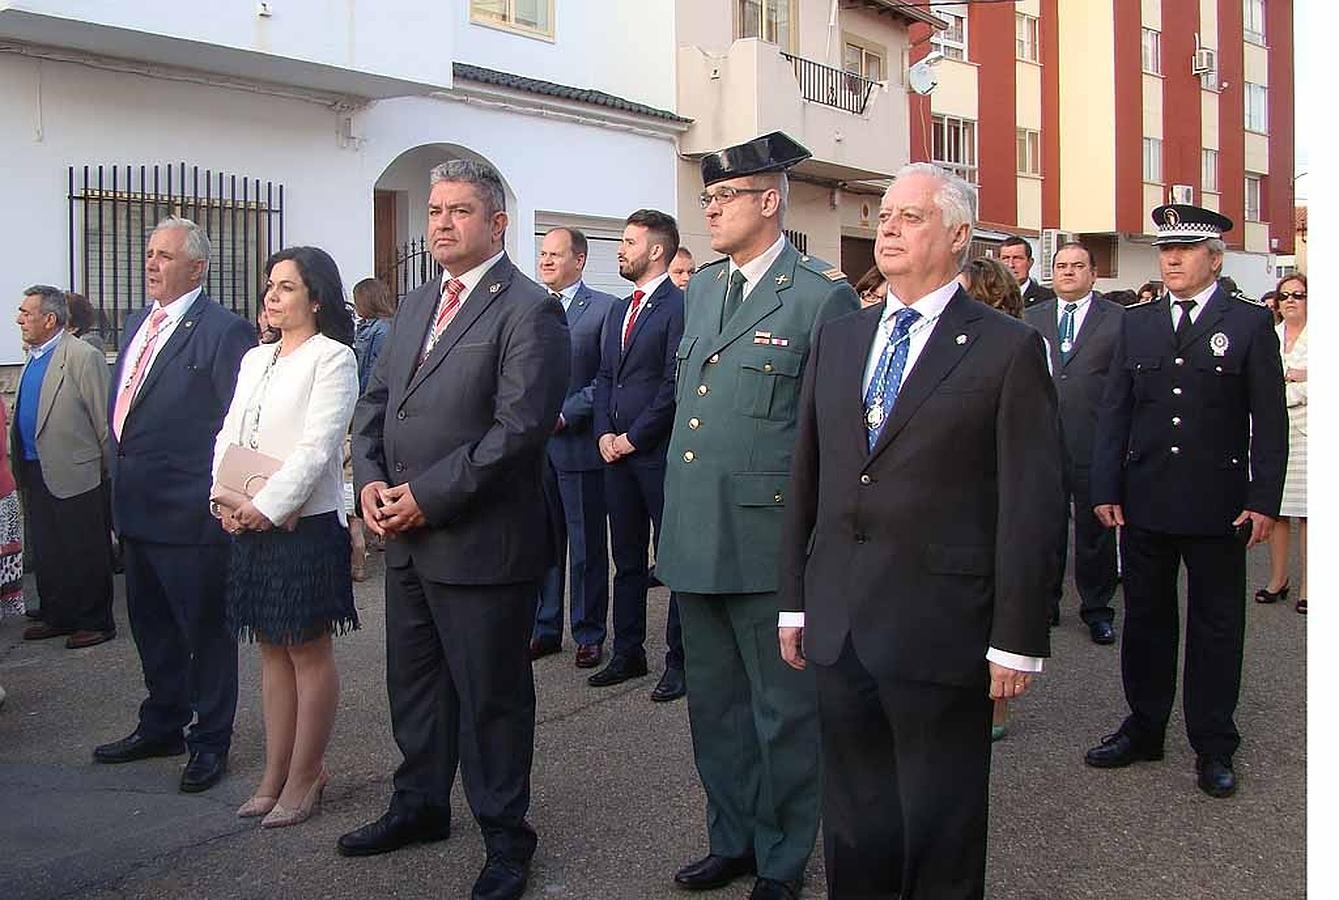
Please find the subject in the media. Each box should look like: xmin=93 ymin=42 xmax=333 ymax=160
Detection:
xmin=730 ymin=471 xmax=789 ymax=507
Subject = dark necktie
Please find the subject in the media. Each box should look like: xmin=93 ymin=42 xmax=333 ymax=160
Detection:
xmin=550 ymin=291 xmax=562 ymax=303
xmin=1174 ymin=299 xmax=1197 ymax=341
xmin=1058 ymin=303 xmax=1078 ymax=364
xmin=721 ymin=270 xmax=747 ymax=330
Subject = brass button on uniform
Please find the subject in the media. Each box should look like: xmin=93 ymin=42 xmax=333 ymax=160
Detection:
xmin=1174 ymin=357 xmax=1185 ymax=366
xmin=1172 ymin=387 xmax=1183 ymax=396
xmin=763 ymin=362 xmax=774 ymax=373
xmin=683 ymin=450 xmax=695 ymax=463
xmin=397 ymin=410 xmax=407 ymax=420
xmin=1170 ymin=446 xmax=1181 ymax=455
xmin=860 ymin=474 xmax=872 ymax=485
xmin=708 ymin=353 xmax=720 ymax=364
xmin=1171 ymin=416 xmax=1182 ymax=426
xmin=773 ymin=491 xmax=783 ymax=504
xmin=697 ymin=385 xmax=709 ymax=397
xmin=688 ymin=417 xmax=701 ymax=430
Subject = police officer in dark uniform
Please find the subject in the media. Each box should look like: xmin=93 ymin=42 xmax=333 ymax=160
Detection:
xmin=1085 ymin=204 xmax=1287 ymax=798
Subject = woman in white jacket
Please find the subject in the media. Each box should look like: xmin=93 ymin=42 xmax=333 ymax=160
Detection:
xmin=212 ymin=247 xmax=359 ymax=827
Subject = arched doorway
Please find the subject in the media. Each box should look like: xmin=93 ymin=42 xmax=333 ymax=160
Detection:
xmin=372 ymin=143 xmax=517 ymax=299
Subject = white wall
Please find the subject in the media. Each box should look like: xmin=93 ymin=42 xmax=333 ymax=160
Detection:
xmin=455 ymin=0 xmax=676 ymax=112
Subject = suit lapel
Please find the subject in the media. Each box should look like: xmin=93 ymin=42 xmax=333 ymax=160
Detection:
xmin=1065 ymin=297 xmax=1106 ymax=368
xmin=844 ymin=306 xmax=884 ymax=457
xmin=35 ymin=335 xmax=69 ymax=436
xmin=706 ymin=243 xmax=797 ymax=357
xmin=566 ymin=283 xmax=592 ymax=329
xmin=406 ymin=255 xmax=512 ymax=397
xmin=131 ymin=293 xmax=208 ymax=414
xmin=1033 ymin=299 xmax=1063 ymax=373
xmin=618 ymin=279 xmax=670 ymax=372
xmin=869 ymin=289 xmax=981 ymax=460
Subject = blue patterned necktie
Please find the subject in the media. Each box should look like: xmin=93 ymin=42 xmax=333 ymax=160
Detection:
xmin=1058 ymin=302 xmax=1078 ymax=364
xmin=863 ymin=307 xmax=922 ymax=450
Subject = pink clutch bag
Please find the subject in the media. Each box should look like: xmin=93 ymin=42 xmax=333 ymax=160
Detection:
xmin=210 ymin=444 xmax=299 ymax=532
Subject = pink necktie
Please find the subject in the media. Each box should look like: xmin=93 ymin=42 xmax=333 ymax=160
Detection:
xmin=421 ymin=278 xmax=466 ymax=365
xmin=112 ymin=309 xmax=168 ymax=440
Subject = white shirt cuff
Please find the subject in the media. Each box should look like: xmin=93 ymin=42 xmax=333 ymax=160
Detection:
xmin=986 ymin=647 xmax=1045 ymax=673
xmin=778 ymin=612 xmax=806 ymax=628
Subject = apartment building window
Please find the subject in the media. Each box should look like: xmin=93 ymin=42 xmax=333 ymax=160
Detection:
xmin=1245 ymin=82 xmax=1269 ymax=132
xmin=1016 ymin=129 xmax=1041 ymax=176
xmin=933 ymin=115 xmax=978 ymax=183
xmin=1244 ymin=0 xmax=1267 ymax=44
xmin=1015 ymin=13 xmax=1039 ymax=62
xmin=931 ymin=7 xmax=968 ymax=61
xmin=1202 ymin=149 xmax=1220 ymax=193
xmin=736 ymin=0 xmax=796 ymax=52
xmin=1141 ymin=29 xmax=1162 ymax=75
xmin=1142 ymin=137 xmax=1163 ymax=183
xmin=1245 ymin=174 xmax=1263 ymax=221
xmin=470 ymin=0 xmax=554 ymax=39
xmin=843 ymin=37 xmax=885 ymax=82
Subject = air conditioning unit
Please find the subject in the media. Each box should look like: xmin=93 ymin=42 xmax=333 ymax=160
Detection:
xmin=1192 ymin=47 xmax=1216 ymax=75
xmin=1039 ymin=229 xmax=1073 ymax=282
xmin=1171 ymin=184 xmax=1194 ymax=205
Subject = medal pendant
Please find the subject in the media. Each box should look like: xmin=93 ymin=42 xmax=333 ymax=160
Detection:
xmin=1060 ymin=340 xmax=1073 ymax=355
xmin=865 ymin=402 xmax=885 ymax=430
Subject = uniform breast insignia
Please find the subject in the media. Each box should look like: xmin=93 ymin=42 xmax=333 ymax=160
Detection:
xmin=754 ymin=331 xmax=789 ymax=347
xmin=821 ymin=267 xmax=846 ymax=282
xmin=1209 ymin=332 xmax=1229 ymax=357
xmin=775 ymin=274 xmax=790 ymax=286
xmin=489 ymin=283 xmax=502 ymax=293
xmin=955 ymin=334 xmax=968 ymax=345
xmin=716 ymin=269 xmax=725 ymax=281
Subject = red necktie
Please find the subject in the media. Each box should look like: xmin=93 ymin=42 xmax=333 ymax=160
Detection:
xmin=622 ymin=290 xmax=645 ymax=350
xmin=112 ymin=308 xmax=169 ymax=440
xmin=422 ymin=278 xmax=466 ymax=363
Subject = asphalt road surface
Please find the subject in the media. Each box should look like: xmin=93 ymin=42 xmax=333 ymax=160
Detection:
xmin=0 ymin=540 xmax=1305 ymax=899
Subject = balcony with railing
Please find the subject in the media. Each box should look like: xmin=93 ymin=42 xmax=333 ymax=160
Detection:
xmin=781 ymin=52 xmax=878 ymax=115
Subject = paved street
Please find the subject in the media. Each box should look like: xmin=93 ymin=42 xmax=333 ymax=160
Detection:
xmin=1 ymin=543 xmax=1305 ymax=899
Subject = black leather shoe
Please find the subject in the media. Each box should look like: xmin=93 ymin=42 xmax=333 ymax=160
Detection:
xmin=1084 ymin=731 xmax=1163 ymax=768
xmin=1196 ymin=755 xmax=1237 ymax=798
xmin=1089 ymin=620 xmax=1116 ymax=645
xmin=179 ymin=750 xmax=227 ymax=793
xmin=587 ymin=654 xmax=648 ymax=687
xmin=650 ymin=666 xmax=686 ymax=702
xmin=674 ymin=853 xmax=757 ymax=890
xmin=472 ymin=855 xmax=528 ymax=900
xmin=337 ymin=807 xmax=452 ymax=857
xmin=749 ymin=877 xmax=800 ymax=900
xmin=93 ymin=729 xmax=186 ymax=764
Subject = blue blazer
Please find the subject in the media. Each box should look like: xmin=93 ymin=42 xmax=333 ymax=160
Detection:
xmin=108 ymin=293 xmax=254 ymax=545
xmin=549 ymin=282 xmax=618 ymax=472
xmin=593 ymin=277 xmax=684 ymax=466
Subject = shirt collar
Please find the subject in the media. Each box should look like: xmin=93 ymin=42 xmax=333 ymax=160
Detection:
xmin=1168 ymin=281 xmax=1218 ymax=309
xmin=559 ymin=281 xmax=582 ymax=301
xmin=1057 ymin=292 xmax=1093 ymax=313
xmin=729 ymin=234 xmax=788 ymax=286
xmin=633 ymin=271 xmax=670 ymax=298
xmin=883 ymin=278 xmax=960 ymax=327
xmin=1019 ymin=278 xmax=1033 ymax=294
xmin=27 ymin=330 xmax=63 ymax=360
xmin=442 ymin=250 xmax=507 ymax=298
xmin=154 ymin=285 xmax=203 ymax=323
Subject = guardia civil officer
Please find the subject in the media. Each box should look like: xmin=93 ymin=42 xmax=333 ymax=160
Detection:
xmin=1085 ymin=204 xmax=1287 ymax=798
xmin=655 ymin=132 xmax=859 ymax=900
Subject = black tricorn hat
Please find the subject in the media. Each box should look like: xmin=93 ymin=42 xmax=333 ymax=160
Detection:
xmin=700 ymin=131 xmax=812 ymax=186
xmin=1151 ymin=204 xmax=1234 ymax=245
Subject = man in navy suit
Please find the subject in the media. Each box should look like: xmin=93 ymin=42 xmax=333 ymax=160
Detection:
xmin=531 ymin=226 xmax=617 ymax=669
xmin=93 ymin=216 xmax=254 ymax=793
xmin=590 ymin=209 xmax=686 ymax=701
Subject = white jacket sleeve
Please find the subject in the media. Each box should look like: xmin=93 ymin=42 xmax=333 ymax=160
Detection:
xmin=250 ymin=344 xmax=359 ymax=524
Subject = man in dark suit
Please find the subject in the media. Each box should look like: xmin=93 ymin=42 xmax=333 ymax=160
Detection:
xmin=1000 ymin=235 xmax=1055 ymax=308
xmin=342 ymin=160 xmax=569 ymax=900
xmin=1086 ymin=205 xmax=1287 ymax=799
xmin=1024 ymin=242 xmax=1123 ymax=643
xmin=780 ymin=163 xmax=1064 ymax=900
xmin=589 ymin=209 xmax=686 ymax=702
xmin=531 ymin=226 xmax=617 ymax=669
xmin=93 ymin=217 xmax=254 ymax=794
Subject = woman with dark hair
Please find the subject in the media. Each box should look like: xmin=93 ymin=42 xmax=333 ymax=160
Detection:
xmin=1259 ymin=290 xmax=1282 ymax=325
xmin=853 ymin=265 xmax=887 ymax=308
xmin=1258 ymin=273 xmax=1307 ymax=613
xmin=64 ymin=292 xmax=106 ymax=352
xmin=1136 ymin=281 xmax=1162 ymax=304
xmin=211 ymin=246 xmax=359 ymax=828
xmin=351 ymin=278 xmax=396 ymax=394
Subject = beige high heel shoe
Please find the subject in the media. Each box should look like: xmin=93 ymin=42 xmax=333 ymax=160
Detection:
xmin=261 ymin=769 xmax=328 ymax=828
xmin=237 ymin=794 xmax=279 ymax=818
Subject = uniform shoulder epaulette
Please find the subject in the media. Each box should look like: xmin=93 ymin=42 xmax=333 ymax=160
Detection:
xmin=1231 ymin=293 xmax=1266 ymax=306
xmin=796 ymin=253 xmax=848 ymax=282
xmin=1124 ymin=298 xmax=1158 ymax=309
xmin=697 ymin=257 xmax=728 ymax=271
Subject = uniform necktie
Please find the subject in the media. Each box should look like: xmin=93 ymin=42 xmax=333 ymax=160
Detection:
xmin=622 ymin=290 xmax=646 ymax=350
xmin=112 ymin=308 xmax=169 ymax=440
xmin=1173 ymin=299 xmax=1197 ymax=341
xmin=1059 ymin=302 xmax=1078 ymax=364
xmin=863 ymin=307 xmax=921 ymax=450
xmin=422 ymin=278 xmax=466 ymax=363
xmin=721 ymin=270 xmax=746 ymax=329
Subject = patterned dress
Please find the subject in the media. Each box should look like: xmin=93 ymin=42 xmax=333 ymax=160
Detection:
xmin=0 ymin=400 xmax=24 ymax=617
xmin=1277 ymin=322 xmax=1307 ymax=518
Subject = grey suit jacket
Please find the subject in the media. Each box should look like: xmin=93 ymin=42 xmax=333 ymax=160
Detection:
xmin=11 ymin=332 xmax=110 ymax=498
xmin=1024 ymin=294 xmax=1123 ymax=473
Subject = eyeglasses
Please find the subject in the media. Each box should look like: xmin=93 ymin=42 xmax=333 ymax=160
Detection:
xmin=698 ymin=187 xmax=769 ymax=209
xmin=1278 ymin=290 xmax=1307 ymax=301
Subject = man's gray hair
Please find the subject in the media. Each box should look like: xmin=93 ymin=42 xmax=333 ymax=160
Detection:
xmin=889 ymin=162 xmax=978 ymax=265
xmin=151 ymin=216 xmax=212 ymax=273
xmin=430 ymin=159 xmax=507 ymax=217
xmin=23 ymin=284 xmax=69 ymax=328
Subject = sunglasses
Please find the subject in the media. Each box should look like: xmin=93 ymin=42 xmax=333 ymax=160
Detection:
xmin=1278 ymin=290 xmax=1307 ymax=301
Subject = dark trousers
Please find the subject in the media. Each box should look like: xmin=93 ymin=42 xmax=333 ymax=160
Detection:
xmin=815 ymin=640 xmax=992 ymax=900
xmin=386 ymin=566 xmax=538 ymax=861
xmin=20 ymin=461 xmax=114 ymax=632
xmin=678 ymin=591 xmax=820 ymax=883
xmin=123 ymin=539 xmax=236 ymax=753
xmin=605 ymin=459 xmax=682 ymax=668
xmin=1118 ymin=525 xmax=1246 ymax=758
xmin=1052 ymin=466 xmax=1117 ymax=624
xmin=534 ymin=462 xmax=609 ymax=648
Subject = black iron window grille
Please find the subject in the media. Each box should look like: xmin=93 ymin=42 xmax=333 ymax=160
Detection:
xmin=68 ymin=163 xmax=285 ymax=349
xmin=782 ymin=52 xmax=878 ymax=115
xmin=392 ymin=237 xmax=444 ymax=301
xmin=784 ymin=229 xmax=809 ymax=254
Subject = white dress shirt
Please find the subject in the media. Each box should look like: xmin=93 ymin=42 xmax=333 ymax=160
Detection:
xmin=1055 ymin=292 xmax=1094 ymax=348
xmin=118 ymin=286 xmax=201 ymax=393
xmin=422 ymin=250 xmax=506 ymax=357
xmin=782 ymin=277 xmax=1045 ymax=674
xmin=728 ymin=234 xmax=789 ymax=301
xmin=25 ymin=330 xmax=63 ymax=361
xmin=1168 ymin=282 xmax=1217 ymax=329
xmin=619 ymin=271 xmax=671 ymax=341
xmin=557 ymin=280 xmax=581 ymax=314
xmin=213 ymin=333 xmax=359 ymax=526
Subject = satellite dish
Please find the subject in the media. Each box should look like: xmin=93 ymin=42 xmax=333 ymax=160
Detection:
xmin=908 ymin=59 xmax=938 ymax=96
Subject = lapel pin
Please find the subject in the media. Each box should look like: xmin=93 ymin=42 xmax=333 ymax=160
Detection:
xmin=775 ymin=274 xmax=790 ymax=286
xmin=184 ymin=321 xmax=194 ymax=329
xmin=1209 ymin=332 xmax=1229 ymax=356
xmin=489 ymin=283 xmax=502 ymax=294
xmin=955 ymin=334 xmax=968 ymax=345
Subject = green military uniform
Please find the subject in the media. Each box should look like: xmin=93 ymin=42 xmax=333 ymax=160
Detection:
xmin=657 ymin=238 xmax=858 ymax=882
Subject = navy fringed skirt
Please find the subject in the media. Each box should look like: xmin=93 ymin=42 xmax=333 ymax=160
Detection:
xmin=226 ymin=511 xmax=359 ymax=645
